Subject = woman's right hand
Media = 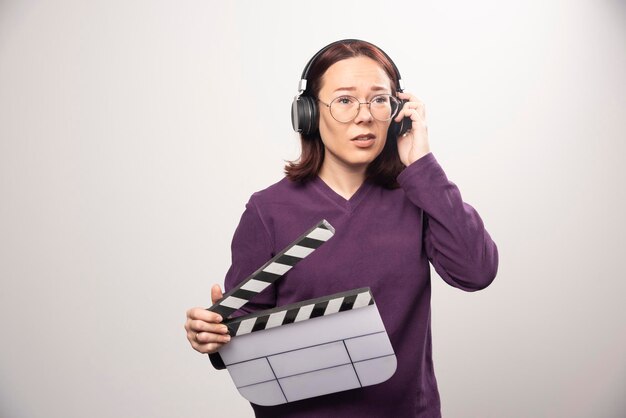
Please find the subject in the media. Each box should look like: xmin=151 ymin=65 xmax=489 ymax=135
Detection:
xmin=184 ymin=284 xmax=231 ymax=354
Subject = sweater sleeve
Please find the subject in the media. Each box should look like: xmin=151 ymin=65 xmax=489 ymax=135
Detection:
xmin=397 ymin=152 xmax=499 ymax=291
xmin=208 ymin=196 xmax=277 ymax=370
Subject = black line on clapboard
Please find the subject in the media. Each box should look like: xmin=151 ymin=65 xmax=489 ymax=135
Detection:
xmin=343 ymin=330 xmax=385 ymax=342
xmin=343 ymin=339 xmax=363 ymax=387
xmin=236 ymin=362 xmax=353 ymax=388
xmin=265 ymin=357 xmax=288 ymax=403
xmin=352 ymin=353 xmax=396 ymax=364
xmin=277 ymin=362 xmax=356 ymax=382
xmin=224 ymin=331 xmax=387 ymax=367
xmin=235 ymin=377 xmax=280 ymax=389
xmin=279 ymin=362 xmax=350 ymax=380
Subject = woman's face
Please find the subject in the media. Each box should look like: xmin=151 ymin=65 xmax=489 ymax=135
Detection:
xmin=317 ymin=56 xmax=393 ymax=172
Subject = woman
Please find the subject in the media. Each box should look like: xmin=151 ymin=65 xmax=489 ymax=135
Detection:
xmin=185 ymin=39 xmax=499 ymax=417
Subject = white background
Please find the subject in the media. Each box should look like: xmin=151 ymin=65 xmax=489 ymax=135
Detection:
xmin=1 ymin=1 xmax=625 ymax=417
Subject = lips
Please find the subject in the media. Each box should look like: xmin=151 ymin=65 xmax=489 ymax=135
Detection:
xmin=351 ymin=133 xmax=376 ymax=141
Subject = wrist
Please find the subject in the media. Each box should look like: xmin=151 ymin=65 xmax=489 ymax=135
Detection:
xmin=404 ymin=147 xmax=431 ymax=166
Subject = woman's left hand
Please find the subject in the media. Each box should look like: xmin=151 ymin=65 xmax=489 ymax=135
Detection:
xmin=394 ymin=92 xmax=431 ymax=166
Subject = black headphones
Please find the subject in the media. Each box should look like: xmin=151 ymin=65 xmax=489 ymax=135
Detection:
xmin=291 ymin=39 xmax=411 ymax=137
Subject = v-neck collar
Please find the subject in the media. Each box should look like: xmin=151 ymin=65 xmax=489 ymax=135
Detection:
xmin=311 ymin=175 xmax=374 ymax=213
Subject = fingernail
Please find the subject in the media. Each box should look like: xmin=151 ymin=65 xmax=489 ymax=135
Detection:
xmin=224 ymin=335 xmax=231 ymax=342
xmin=216 ymin=315 xmax=223 ymax=322
xmin=221 ymin=325 xmax=228 ymax=333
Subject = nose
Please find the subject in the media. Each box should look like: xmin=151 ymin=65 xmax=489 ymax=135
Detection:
xmin=354 ymin=103 xmax=373 ymax=123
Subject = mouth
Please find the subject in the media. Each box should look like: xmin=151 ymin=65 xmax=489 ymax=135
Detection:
xmin=351 ymin=133 xmax=376 ymax=142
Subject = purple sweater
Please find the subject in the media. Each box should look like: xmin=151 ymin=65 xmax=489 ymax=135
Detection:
xmin=219 ymin=152 xmax=498 ymax=417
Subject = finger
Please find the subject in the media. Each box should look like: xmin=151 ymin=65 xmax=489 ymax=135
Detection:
xmin=190 ymin=319 xmax=230 ymax=334
xmin=395 ymin=107 xmax=425 ymax=124
xmin=194 ymin=331 xmax=231 ymax=345
xmin=396 ymin=91 xmax=421 ymax=103
xmin=186 ymin=307 xmax=223 ymax=323
xmin=408 ymin=108 xmax=426 ymax=123
xmin=394 ymin=107 xmax=410 ymax=122
xmin=396 ymin=92 xmax=425 ymax=112
xmin=395 ymin=106 xmax=425 ymax=124
xmin=403 ymin=102 xmax=425 ymax=113
xmin=211 ymin=284 xmax=224 ymax=305
xmin=190 ymin=339 xmax=227 ymax=354
xmin=399 ymin=101 xmax=426 ymax=119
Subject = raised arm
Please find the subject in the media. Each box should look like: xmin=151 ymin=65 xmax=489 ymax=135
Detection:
xmin=397 ymin=152 xmax=499 ymax=291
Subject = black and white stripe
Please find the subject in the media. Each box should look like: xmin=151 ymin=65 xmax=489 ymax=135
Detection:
xmin=208 ymin=219 xmax=335 ymax=318
xmin=223 ymin=288 xmax=374 ymax=337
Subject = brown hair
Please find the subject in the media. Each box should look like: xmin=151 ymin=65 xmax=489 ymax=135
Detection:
xmin=284 ymin=40 xmax=406 ymax=189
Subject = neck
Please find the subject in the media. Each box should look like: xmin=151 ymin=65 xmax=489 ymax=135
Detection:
xmin=318 ymin=159 xmax=367 ymax=200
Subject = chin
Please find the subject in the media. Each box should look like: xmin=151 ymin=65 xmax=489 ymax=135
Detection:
xmin=345 ymin=154 xmax=380 ymax=167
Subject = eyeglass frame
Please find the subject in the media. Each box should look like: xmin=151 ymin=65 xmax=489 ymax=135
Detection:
xmin=317 ymin=94 xmax=402 ymax=123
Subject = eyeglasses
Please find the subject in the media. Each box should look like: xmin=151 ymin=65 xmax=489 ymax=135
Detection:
xmin=318 ymin=94 xmax=401 ymax=123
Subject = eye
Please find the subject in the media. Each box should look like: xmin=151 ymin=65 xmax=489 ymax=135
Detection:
xmin=372 ymin=95 xmax=390 ymax=104
xmin=335 ymin=96 xmax=356 ymax=105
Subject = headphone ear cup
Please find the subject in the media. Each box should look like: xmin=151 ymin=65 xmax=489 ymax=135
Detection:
xmin=397 ymin=116 xmax=411 ymax=136
xmin=389 ymin=117 xmax=411 ymax=139
xmin=390 ymin=98 xmax=411 ymax=138
xmin=292 ymin=95 xmax=319 ymax=135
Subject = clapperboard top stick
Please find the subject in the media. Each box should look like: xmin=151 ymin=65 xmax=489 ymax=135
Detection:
xmin=207 ymin=219 xmax=335 ymax=319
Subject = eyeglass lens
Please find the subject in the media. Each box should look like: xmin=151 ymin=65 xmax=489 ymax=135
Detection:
xmin=329 ymin=95 xmax=399 ymax=123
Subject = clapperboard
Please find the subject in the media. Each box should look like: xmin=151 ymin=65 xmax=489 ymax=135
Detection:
xmin=208 ymin=220 xmax=397 ymax=406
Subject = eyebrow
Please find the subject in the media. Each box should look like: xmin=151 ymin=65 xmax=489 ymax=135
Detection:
xmin=332 ymin=85 xmax=390 ymax=93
